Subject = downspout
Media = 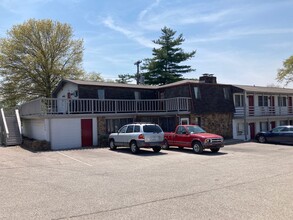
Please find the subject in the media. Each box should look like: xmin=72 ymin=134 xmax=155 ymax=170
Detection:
xmin=188 ymin=83 xmax=195 ymax=122
xmin=243 ymin=91 xmax=248 ymax=141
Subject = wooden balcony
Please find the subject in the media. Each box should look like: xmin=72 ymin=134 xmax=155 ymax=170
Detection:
xmin=20 ymin=97 xmax=192 ymax=117
xmin=234 ymin=106 xmax=293 ymax=118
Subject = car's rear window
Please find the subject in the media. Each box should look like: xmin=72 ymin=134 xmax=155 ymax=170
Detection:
xmin=143 ymin=125 xmax=162 ymax=133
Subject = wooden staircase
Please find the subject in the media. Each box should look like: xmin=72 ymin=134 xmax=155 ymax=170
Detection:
xmin=1 ymin=109 xmax=22 ymax=146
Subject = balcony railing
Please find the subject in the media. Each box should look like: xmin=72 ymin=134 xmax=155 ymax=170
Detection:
xmin=234 ymin=106 xmax=293 ymax=117
xmin=20 ymin=97 xmax=191 ymax=116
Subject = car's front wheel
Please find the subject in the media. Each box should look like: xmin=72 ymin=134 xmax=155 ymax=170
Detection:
xmin=192 ymin=141 xmax=203 ymax=154
xmin=258 ymin=135 xmax=266 ymax=143
xmin=130 ymin=141 xmax=140 ymax=154
xmin=109 ymin=139 xmax=116 ymax=150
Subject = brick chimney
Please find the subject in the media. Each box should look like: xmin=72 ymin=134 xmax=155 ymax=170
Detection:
xmin=199 ymin=73 xmax=217 ymax=84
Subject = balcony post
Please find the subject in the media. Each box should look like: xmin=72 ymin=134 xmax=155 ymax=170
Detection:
xmin=92 ymin=99 xmax=94 ymax=114
xmin=67 ymin=99 xmax=70 ymax=114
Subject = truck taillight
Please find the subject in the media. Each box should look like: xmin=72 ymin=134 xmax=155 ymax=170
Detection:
xmin=138 ymin=134 xmax=144 ymax=139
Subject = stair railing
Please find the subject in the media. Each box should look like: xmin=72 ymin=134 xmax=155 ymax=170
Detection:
xmin=15 ymin=109 xmax=22 ymax=135
xmin=1 ymin=108 xmax=9 ymax=138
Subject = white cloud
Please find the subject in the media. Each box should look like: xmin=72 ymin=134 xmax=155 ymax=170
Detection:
xmin=137 ymin=1 xmax=236 ymax=31
xmin=102 ymin=16 xmax=155 ymax=48
xmin=189 ymin=28 xmax=293 ymax=43
xmin=139 ymin=0 xmax=161 ymax=21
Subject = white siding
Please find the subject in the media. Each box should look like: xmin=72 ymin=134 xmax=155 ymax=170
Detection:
xmin=22 ymin=119 xmax=49 ymax=141
xmin=57 ymin=82 xmax=78 ymax=99
xmin=56 ymin=83 xmax=79 ymax=113
xmin=50 ymin=118 xmax=98 ymax=150
xmin=22 ymin=117 xmax=98 ymax=150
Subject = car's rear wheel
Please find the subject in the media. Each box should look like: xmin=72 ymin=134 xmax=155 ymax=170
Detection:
xmin=192 ymin=141 xmax=203 ymax=154
xmin=109 ymin=139 xmax=116 ymax=150
xmin=258 ymin=135 xmax=266 ymax=143
xmin=130 ymin=141 xmax=139 ymax=154
xmin=210 ymin=148 xmax=220 ymax=153
xmin=153 ymin=147 xmax=161 ymax=153
xmin=162 ymin=139 xmax=169 ymax=150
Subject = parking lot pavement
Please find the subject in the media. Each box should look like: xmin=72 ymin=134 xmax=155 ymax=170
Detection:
xmin=0 ymin=142 xmax=293 ymax=220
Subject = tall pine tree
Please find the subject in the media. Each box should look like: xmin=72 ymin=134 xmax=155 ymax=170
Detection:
xmin=142 ymin=27 xmax=196 ymax=85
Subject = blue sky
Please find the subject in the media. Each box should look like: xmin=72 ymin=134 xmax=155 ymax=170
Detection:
xmin=1 ymin=0 xmax=293 ymax=87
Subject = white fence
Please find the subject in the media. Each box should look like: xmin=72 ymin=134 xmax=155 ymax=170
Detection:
xmin=20 ymin=97 xmax=191 ymax=116
xmin=234 ymin=106 xmax=293 ymax=117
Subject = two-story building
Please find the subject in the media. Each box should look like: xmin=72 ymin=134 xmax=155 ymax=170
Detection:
xmin=232 ymin=85 xmax=293 ymax=140
xmin=16 ymin=75 xmax=293 ymax=150
xmin=19 ymin=75 xmax=235 ymax=150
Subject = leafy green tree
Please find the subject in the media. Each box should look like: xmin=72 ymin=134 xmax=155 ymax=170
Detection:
xmin=116 ymin=74 xmax=133 ymax=84
xmin=81 ymin=72 xmax=104 ymax=81
xmin=0 ymin=19 xmax=84 ymax=107
xmin=142 ymin=27 xmax=196 ymax=85
xmin=277 ymin=55 xmax=293 ymax=85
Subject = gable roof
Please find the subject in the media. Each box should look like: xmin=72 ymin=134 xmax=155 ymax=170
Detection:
xmin=233 ymin=85 xmax=293 ymax=95
xmin=52 ymin=78 xmax=201 ymax=95
xmin=63 ymin=79 xmax=158 ymax=89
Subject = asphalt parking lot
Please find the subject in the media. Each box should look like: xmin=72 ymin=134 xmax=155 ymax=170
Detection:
xmin=1 ymin=142 xmax=293 ymax=220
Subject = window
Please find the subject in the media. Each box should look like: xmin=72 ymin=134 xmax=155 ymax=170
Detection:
xmin=126 ymin=125 xmax=134 ymax=133
xmin=143 ymin=125 xmax=163 ymax=133
xmin=118 ymin=125 xmax=127 ymax=133
xmin=134 ymin=91 xmax=141 ymax=100
xmin=186 ymin=125 xmax=206 ymax=134
xmin=234 ymin=95 xmax=244 ymax=107
xmin=176 ymin=126 xmax=185 ymax=134
xmin=260 ymin=122 xmax=269 ymax=131
xmin=134 ymin=125 xmax=140 ymax=132
xmin=180 ymin=118 xmax=189 ymax=125
xmin=97 ymin=89 xmax=105 ymax=99
xmin=258 ymin=96 xmax=268 ymax=106
xmin=280 ymin=120 xmax=288 ymax=126
xmin=106 ymin=118 xmax=134 ymax=133
xmin=278 ymin=96 xmax=287 ymax=106
xmin=194 ymin=87 xmax=201 ymax=99
xmin=223 ymin=87 xmax=230 ymax=100
xmin=237 ymin=123 xmax=244 ymax=135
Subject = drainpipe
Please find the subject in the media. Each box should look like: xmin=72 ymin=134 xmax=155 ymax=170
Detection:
xmin=243 ymin=91 xmax=248 ymax=141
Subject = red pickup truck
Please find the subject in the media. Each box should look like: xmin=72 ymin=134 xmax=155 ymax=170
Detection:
xmin=163 ymin=125 xmax=224 ymax=153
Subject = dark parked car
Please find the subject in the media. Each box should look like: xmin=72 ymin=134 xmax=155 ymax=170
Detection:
xmin=255 ymin=125 xmax=293 ymax=144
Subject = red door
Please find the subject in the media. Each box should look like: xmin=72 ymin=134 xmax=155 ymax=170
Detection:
xmin=248 ymin=96 xmax=254 ymax=116
xmin=249 ymin=123 xmax=255 ymax=140
xmin=270 ymin=121 xmax=276 ymax=129
xmin=81 ymin=119 xmax=93 ymax=147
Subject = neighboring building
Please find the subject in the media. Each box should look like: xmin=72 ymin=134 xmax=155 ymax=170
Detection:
xmin=19 ymin=75 xmax=234 ymax=150
xmin=232 ymin=85 xmax=293 ymax=140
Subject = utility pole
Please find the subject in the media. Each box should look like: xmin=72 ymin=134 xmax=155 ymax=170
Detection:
xmin=134 ymin=60 xmax=142 ymax=84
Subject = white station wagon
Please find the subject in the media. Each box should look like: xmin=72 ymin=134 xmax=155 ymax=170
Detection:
xmin=109 ymin=123 xmax=164 ymax=154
